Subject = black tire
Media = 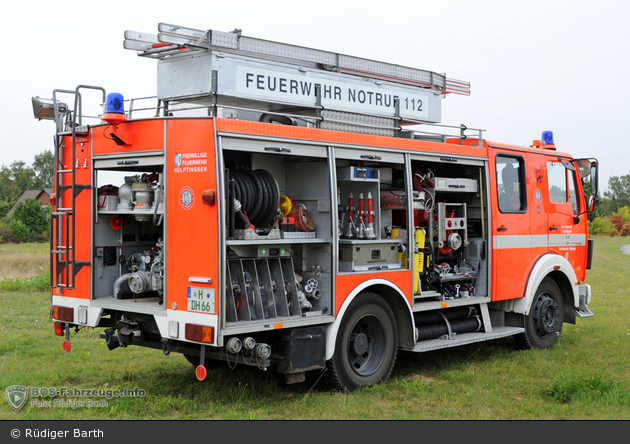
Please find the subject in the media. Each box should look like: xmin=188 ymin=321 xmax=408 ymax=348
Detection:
xmin=323 ymin=292 xmax=398 ymax=392
xmin=515 ymin=279 xmax=564 ymax=350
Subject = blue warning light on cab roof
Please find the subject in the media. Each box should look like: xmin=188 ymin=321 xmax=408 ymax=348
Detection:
xmin=542 ymin=131 xmax=554 ymax=145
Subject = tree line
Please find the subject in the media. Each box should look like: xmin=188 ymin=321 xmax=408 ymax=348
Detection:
xmin=0 ymin=151 xmax=53 ymax=243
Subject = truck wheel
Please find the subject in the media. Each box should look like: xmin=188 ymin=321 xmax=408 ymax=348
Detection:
xmin=324 ymin=292 xmax=398 ymax=392
xmin=515 ymin=279 xmax=564 ymax=350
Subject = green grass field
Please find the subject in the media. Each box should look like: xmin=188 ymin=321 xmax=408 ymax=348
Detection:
xmin=1 ymin=237 xmax=629 ymax=420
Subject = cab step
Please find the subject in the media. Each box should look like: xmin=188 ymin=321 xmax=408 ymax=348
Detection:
xmin=411 ymin=326 xmax=524 ymax=353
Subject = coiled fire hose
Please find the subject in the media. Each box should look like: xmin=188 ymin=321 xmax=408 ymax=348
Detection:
xmin=290 ymin=204 xmax=315 ymax=232
xmin=229 ymin=169 xmax=279 ymax=228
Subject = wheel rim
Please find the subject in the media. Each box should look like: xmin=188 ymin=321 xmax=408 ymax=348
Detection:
xmin=347 ymin=314 xmax=386 ymax=377
xmin=533 ymin=292 xmax=560 ymax=339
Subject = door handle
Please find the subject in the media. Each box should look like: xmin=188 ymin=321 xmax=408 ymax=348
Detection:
xmin=549 ymin=226 xmax=559 ymax=231
xmin=264 ymin=146 xmax=291 ymax=153
xmin=497 ymin=227 xmax=508 ymax=232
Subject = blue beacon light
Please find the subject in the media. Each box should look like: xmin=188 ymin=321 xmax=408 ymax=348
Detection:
xmin=542 ymin=131 xmax=554 ymax=146
xmin=102 ymin=92 xmax=127 ymax=126
xmin=106 ymin=92 xmax=125 ymax=114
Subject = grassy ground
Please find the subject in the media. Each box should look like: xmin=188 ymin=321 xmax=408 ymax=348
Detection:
xmin=0 ymin=243 xmax=48 ymax=280
xmin=1 ymin=238 xmax=629 ymax=420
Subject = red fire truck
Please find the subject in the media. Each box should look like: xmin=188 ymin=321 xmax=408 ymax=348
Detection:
xmin=33 ymin=23 xmax=598 ymax=392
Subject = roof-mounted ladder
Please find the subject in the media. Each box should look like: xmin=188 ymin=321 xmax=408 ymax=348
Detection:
xmin=123 ymin=23 xmax=471 ymax=96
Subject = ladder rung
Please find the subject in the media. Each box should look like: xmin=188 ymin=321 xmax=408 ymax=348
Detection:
xmin=58 ymin=169 xmax=73 ymax=173
xmin=57 ymin=184 xmax=90 ymax=189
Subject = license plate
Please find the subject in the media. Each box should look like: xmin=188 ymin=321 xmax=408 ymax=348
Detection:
xmin=187 ymin=287 xmax=215 ymax=314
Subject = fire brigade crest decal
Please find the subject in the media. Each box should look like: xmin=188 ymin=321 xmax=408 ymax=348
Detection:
xmin=179 ymin=186 xmax=195 ymax=210
xmin=175 ymin=153 xmax=182 ymax=167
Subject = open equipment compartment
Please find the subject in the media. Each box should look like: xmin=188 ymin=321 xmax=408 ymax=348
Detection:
xmin=221 ymin=136 xmax=333 ymax=326
xmin=92 ymin=154 xmax=166 ymax=308
xmin=409 ymin=156 xmax=489 ymax=303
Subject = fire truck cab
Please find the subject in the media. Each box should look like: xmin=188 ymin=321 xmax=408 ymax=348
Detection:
xmin=34 ymin=24 xmax=598 ymax=391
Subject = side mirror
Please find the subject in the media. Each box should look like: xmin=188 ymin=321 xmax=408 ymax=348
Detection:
xmin=576 ymin=159 xmax=591 ymax=178
xmin=575 ymin=158 xmax=599 ymax=208
xmin=589 ymin=160 xmax=599 ymax=196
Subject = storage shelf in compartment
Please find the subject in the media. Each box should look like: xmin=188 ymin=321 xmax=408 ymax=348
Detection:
xmin=98 ymin=210 xmax=164 ymax=215
xmin=338 ymin=178 xmax=379 ymax=183
xmin=439 ymin=273 xmax=477 ymax=283
xmin=226 ymin=238 xmax=331 ymax=246
xmin=338 ymin=238 xmax=399 ymax=245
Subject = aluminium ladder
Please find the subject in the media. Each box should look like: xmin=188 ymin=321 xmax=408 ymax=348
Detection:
xmin=50 ymin=86 xmax=104 ymax=291
xmin=123 ymin=23 xmax=471 ymax=96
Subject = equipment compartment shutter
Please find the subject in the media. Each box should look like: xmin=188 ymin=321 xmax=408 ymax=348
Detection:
xmin=93 ymin=154 xmax=165 ymax=169
xmin=220 ymin=137 xmax=327 ymax=158
xmin=334 ymin=147 xmax=404 ymax=164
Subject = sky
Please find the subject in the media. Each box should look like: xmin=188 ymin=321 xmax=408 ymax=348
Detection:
xmin=2 ymin=0 xmax=628 ymax=192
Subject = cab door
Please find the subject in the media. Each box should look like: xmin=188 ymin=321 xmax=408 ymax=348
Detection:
xmin=546 ymin=158 xmax=587 ymax=281
xmin=490 ymin=152 xmax=532 ymax=301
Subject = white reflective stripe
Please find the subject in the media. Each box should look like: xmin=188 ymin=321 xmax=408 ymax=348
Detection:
xmin=493 ymin=235 xmax=547 ymax=249
xmin=549 ymin=233 xmax=587 ymax=247
xmin=493 ymin=233 xmax=587 ymax=249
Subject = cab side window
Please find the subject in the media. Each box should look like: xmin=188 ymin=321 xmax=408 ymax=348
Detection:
xmin=547 ymin=161 xmax=567 ymax=203
xmin=548 ymin=160 xmax=580 ymax=214
xmin=496 ymin=155 xmax=526 ymax=213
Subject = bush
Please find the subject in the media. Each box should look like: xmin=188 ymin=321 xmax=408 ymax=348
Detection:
xmin=615 ymin=205 xmax=630 ymax=225
xmin=1 ymin=198 xmax=50 ymax=243
xmin=589 ymin=216 xmax=615 ymax=236
xmin=0 ymin=201 xmax=11 ymax=220
xmin=13 ymin=198 xmax=49 ymax=234
xmin=610 ymin=209 xmax=630 ymax=236
xmin=9 ymin=219 xmax=28 ymax=242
